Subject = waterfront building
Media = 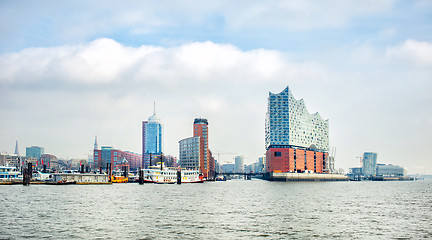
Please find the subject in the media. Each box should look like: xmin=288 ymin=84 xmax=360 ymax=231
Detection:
xmin=193 ymin=118 xmax=215 ymax=179
xmin=362 ymin=152 xmax=377 ymax=177
xmin=265 ymin=86 xmax=329 ymax=174
xmin=235 ymin=156 xmax=245 ymax=173
xmin=40 ymin=154 xmax=58 ymax=170
xmin=179 ymin=136 xmax=201 ymax=170
xmin=94 ymin=146 xmax=141 ymax=171
xmin=376 ymin=164 xmax=406 ymax=177
xmin=26 ymin=146 xmax=44 ymax=159
xmin=0 ymin=153 xmax=36 ymax=168
xmin=142 ymin=105 xmax=163 ymax=168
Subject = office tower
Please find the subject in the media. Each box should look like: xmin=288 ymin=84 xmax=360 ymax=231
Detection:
xmin=362 ymin=152 xmax=377 ymax=177
xmin=142 ymin=104 xmax=163 ymax=168
xmin=26 ymin=146 xmax=44 ymax=159
xmin=193 ymin=118 xmax=214 ymax=179
xmin=265 ymin=86 xmax=329 ymax=173
xmin=179 ymin=136 xmax=201 ymax=169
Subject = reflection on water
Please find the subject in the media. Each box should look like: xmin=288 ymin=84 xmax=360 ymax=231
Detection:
xmin=1 ymin=180 xmax=431 ymax=239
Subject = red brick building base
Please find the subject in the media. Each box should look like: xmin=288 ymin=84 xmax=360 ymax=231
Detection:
xmin=266 ymin=147 xmax=328 ymax=173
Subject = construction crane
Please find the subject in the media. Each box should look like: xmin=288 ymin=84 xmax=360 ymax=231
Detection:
xmin=214 ymin=152 xmax=237 ymax=164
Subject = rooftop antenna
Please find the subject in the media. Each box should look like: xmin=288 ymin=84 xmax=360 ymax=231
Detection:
xmin=153 ymin=101 xmax=156 ymax=115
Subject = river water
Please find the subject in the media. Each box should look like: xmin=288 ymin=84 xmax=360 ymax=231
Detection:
xmin=1 ymin=180 xmax=431 ymax=239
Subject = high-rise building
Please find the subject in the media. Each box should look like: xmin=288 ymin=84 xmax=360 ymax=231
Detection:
xmin=362 ymin=152 xmax=377 ymax=177
xmin=265 ymin=86 xmax=329 ymax=173
xmin=193 ymin=118 xmax=214 ymax=179
xmin=26 ymin=146 xmax=44 ymax=159
xmin=142 ymin=104 xmax=163 ymax=168
xmin=179 ymin=136 xmax=200 ymax=169
xmin=235 ymin=156 xmax=245 ymax=173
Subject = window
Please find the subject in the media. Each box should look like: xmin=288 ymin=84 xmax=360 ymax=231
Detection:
xmin=274 ymin=152 xmax=282 ymax=157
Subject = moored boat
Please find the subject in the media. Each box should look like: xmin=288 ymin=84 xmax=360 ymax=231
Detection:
xmin=0 ymin=166 xmax=22 ymax=181
xmin=140 ymin=164 xmax=204 ymax=184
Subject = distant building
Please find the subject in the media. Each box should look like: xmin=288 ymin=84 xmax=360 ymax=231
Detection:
xmin=251 ymin=156 xmax=265 ymax=173
xmin=221 ymin=163 xmax=235 ymax=173
xmin=40 ymin=154 xmax=59 ymax=170
xmin=26 ymin=146 xmax=44 ymax=159
xmin=235 ymin=156 xmax=245 ymax=173
xmin=179 ymin=136 xmax=201 ymax=169
xmin=163 ymin=155 xmax=178 ymax=168
xmin=94 ymin=146 xmax=141 ymax=171
xmin=376 ymin=164 xmax=406 ymax=177
xmin=142 ymin=105 xmax=163 ymax=168
xmin=0 ymin=153 xmax=36 ymax=168
xmin=265 ymin=86 xmax=329 ymax=174
xmin=362 ymin=152 xmax=377 ymax=177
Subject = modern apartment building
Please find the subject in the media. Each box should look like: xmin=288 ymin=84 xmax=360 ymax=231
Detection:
xmin=265 ymin=86 xmax=329 ymax=173
xmin=179 ymin=136 xmax=201 ymax=169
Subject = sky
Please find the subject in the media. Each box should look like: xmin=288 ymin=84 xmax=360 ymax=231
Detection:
xmin=1 ymin=0 xmax=431 ymax=174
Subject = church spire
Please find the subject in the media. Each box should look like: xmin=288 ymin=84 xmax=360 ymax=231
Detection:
xmin=94 ymin=136 xmax=98 ymax=150
xmin=14 ymin=140 xmax=19 ymax=156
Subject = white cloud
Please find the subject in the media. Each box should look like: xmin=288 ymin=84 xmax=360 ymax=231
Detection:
xmin=0 ymin=38 xmax=318 ymax=86
xmin=386 ymin=39 xmax=432 ymax=65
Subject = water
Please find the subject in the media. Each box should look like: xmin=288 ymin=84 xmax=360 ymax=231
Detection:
xmin=1 ymin=180 xmax=431 ymax=239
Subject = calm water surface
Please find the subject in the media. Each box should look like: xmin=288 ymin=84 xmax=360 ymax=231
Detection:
xmin=1 ymin=180 xmax=431 ymax=239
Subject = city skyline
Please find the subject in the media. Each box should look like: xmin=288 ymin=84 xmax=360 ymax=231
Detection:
xmin=0 ymin=1 xmax=431 ymax=174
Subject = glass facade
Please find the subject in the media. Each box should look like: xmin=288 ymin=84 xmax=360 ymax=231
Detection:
xmin=362 ymin=152 xmax=377 ymax=177
xmin=265 ymin=86 xmax=329 ymax=151
xmin=179 ymin=136 xmax=200 ymax=169
xmin=143 ymin=114 xmax=163 ymax=155
xmin=26 ymin=146 xmax=44 ymax=159
xmin=101 ymin=146 xmax=113 ymax=168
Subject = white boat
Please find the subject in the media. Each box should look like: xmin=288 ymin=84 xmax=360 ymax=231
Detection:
xmin=0 ymin=166 xmax=22 ymax=180
xmin=141 ymin=164 xmax=204 ymax=184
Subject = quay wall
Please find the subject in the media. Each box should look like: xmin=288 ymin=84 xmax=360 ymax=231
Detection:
xmin=269 ymin=172 xmax=348 ymax=181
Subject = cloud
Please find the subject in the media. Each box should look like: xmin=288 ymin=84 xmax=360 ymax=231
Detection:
xmin=0 ymin=38 xmax=324 ymax=87
xmin=386 ymin=39 xmax=432 ymax=65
